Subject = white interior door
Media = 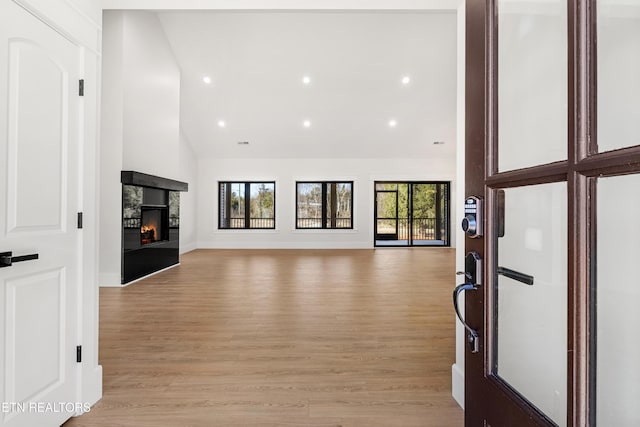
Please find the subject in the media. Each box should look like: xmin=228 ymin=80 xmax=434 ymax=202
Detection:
xmin=0 ymin=1 xmax=81 ymax=425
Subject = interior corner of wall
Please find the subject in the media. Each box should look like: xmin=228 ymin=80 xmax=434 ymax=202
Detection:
xmin=98 ymin=272 xmax=121 ymax=287
xmin=180 ymin=242 xmax=197 ymax=254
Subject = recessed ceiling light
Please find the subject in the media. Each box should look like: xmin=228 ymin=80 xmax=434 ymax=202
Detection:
xmin=302 ymin=76 xmax=311 ymax=85
xmin=433 ymin=141 xmax=446 ymax=145
xmin=218 ymin=120 xmax=226 ymax=128
xmin=402 ymin=76 xmax=411 ymax=85
xmin=389 ymin=120 xmax=397 ymax=128
xmin=203 ymin=76 xmax=212 ymax=84
xmin=303 ymin=120 xmax=311 ymax=128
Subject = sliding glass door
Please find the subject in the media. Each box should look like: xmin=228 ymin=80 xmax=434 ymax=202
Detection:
xmin=374 ymin=182 xmax=450 ymax=247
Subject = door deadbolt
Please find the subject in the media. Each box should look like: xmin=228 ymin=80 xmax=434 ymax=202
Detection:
xmin=462 ymin=196 xmax=483 ymax=238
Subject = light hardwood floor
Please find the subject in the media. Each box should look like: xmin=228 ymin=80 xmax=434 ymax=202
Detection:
xmin=65 ymin=249 xmax=463 ymax=427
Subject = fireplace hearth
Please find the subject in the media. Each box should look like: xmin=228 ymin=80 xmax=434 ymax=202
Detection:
xmin=121 ymin=171 xmax=188 ymax=284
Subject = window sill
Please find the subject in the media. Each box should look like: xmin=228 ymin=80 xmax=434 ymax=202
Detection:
xmin=291 ymin=228 xmax=359 ymax=233
xmin=216 ymin=229 xmax=279 ymax=233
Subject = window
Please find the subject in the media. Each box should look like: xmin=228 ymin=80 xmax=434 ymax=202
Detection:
xmin=219 ymin=182 xmax=275 ymax=229
xmin=296 ymin=182 xmax=353 ymax=229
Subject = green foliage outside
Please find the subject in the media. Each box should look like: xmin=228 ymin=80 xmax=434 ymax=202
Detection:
xmin=229 ymin=183 xmax=274 ymax=219
xmin=297 ymin=183 xmax=352 ymax=220
xmin=251 ymin=183 xmax=274 ymax=219
xmin=378 ymin=183 xmax=439 ymax=220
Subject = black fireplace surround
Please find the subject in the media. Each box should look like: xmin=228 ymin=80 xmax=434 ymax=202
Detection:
xmin=121 ymin=171 xmax=188 ymax=284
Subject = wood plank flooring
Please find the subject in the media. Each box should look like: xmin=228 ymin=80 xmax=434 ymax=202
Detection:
xmin=65 ymin=249 xmax=463 ymax=427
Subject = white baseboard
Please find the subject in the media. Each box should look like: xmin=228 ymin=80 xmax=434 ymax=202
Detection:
xmin=196 ymin=240 xmax=373 ymax=250
xmin=452 ymin=363 xmax=464 ymax=409
xmin=98 ymin=272 xmax=121 ymax=287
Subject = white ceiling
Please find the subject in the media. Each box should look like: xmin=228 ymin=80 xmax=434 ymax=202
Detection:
xmin=157 ymin=11 xmax=458 ymax=158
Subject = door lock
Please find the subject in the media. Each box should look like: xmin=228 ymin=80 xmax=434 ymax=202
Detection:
xmin=462 ymin=196 xmax=483 ymax=238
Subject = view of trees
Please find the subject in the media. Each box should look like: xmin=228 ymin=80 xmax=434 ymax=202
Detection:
xmin=375 ymin=182 xmax=449 ymax=243
xmin=376 ymin=183 xmax=440 ymax=220
xmin=296 ymin=182 xmax=352 ymax=228
xmin=250 ymin=183 xmax=275 ymax=219
xmin=220 ymin=182 xmax=275 ymax=229
xmin=217 ymin=181 xmax=446 ymax=237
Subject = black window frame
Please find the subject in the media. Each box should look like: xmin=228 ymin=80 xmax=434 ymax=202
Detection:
xmin=295 ymin=181 xmax=354 ymax=229
xmin=218 ymin=181 xmax=276 ymax=230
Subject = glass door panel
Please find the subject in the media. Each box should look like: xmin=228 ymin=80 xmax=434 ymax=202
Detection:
xmin=494 ymin=182 xmax=567 ymax=426
xmin=411 ymin=183 xmax=449 ymax=246
xmin=498 ymin=0 xmax=567 ymax=171
xmin=597 ymin=175 xmax=640 ymax=426
xmin=374 ymin=182 xmax=450 ymax=247
xmin=597 ymin=0 xmax=640 ymax=152
xmin=375 ymin=190 xmax=402 ymax=244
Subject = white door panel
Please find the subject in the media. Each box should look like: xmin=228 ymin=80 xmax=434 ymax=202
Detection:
xmin=7 ymin=39 xmax=69 ymax=232
xmin=0 ymin=1 xmax=81 ymax=426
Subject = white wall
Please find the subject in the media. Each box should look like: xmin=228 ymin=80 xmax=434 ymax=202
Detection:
xmin=121 ymin=11 xmax=180 ymax=177
xmin=197 ymin=157 xmax=456 ymax=249
xmin=179 ymin=131 xmax=198 ymax=253
xmin=99 ymin=10 xmax=184 ymax=286
xmin=99 ymin=10 xmax=125 ymax=287
xmin=452 ymin=0 xmax=465 ymax=409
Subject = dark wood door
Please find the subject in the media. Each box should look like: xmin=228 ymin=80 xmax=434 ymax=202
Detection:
xmin=464 ymin=0 xmax=640 ymax=425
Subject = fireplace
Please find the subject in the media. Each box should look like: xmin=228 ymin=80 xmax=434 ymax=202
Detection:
xmin=140 ymin=206 xmax=168 ymax=245
xmin=121 ymin=171 xmax=188 ymax=284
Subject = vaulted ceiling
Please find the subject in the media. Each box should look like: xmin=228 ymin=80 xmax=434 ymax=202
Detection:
xmin=156 ymin=11 xmax=458 ymax=159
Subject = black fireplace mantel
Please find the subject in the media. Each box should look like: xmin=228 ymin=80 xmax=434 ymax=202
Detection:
xmin=121 ymin=171 xmax=188 ymax=192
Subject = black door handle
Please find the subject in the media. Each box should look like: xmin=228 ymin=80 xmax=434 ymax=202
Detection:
xmin=0 ymin=251 xmax=39 ymax=268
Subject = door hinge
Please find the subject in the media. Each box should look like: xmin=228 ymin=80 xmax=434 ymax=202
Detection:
xmin=77 ymin=212 xmax=83 ymax=229
xmin=76 ymin=345 xmax=82 ymax=363
xmin=79 ymin=79 xmax=84 ymax=97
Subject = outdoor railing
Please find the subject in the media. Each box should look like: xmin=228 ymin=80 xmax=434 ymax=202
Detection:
xmin=377 ymin=217 xmax=445 ymax=241
xmin=226 ymin=217 xmax=275 ymax=229
xmin=296 ymin=217 xmax=352 ymax=228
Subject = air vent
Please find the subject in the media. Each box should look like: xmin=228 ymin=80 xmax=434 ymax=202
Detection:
xmin=237 ymin=141 xmax=249 ymax=145
xmin=433 ymin=141 xmax=446 ymax=145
